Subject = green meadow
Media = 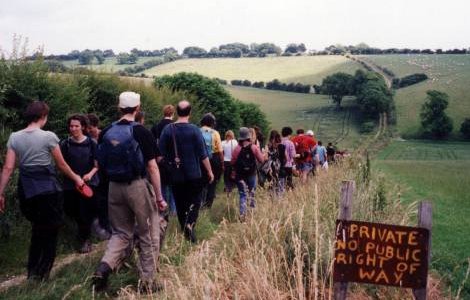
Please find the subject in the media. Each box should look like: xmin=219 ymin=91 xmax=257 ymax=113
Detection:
xmin=376 ymin=140 xmax=470 ymax=295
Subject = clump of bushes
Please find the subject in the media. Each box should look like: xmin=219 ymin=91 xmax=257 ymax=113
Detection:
xmin=392 ymin=73 xmax=428 ymax=89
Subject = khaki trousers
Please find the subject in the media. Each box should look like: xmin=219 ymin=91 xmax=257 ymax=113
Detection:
xmin=101 ymin=178 xmax=159 ymax=281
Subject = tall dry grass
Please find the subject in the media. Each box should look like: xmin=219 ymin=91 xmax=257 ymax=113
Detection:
xmin=129 ymin=157 xmax=443 ymax=299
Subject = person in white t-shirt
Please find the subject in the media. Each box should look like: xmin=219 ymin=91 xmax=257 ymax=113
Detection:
xmin=221 ymin=130 xmax=238 ymax=196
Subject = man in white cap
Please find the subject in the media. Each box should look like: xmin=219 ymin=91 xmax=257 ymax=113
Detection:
xmin=92 ymin=91 xmax=166 ymax=293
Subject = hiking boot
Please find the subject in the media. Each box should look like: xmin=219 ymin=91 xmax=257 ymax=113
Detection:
xmin=92 ymin=262 xmax=111 ymax=292
xmin=183 ymin=226 xmax=197 ymax=244
xmin=138 ymin=280 xmax=164 ymax=294
xmin=79 ymin=240 xmax=92 ymax=254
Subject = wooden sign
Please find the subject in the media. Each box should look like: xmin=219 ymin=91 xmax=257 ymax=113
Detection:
xmin=334 ymin=220 xmax=430 ymax=289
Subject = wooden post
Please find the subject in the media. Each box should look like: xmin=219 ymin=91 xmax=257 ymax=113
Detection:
xmin=413 ymin=201 xmax=432 ymax=300
xmin=334 ymin=180 xmax=355 ymax=300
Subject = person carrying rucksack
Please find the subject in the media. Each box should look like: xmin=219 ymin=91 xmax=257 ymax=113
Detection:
xmin=200 ymin=113 xmax=223 ymax=209
xmin=231 ymin=127 xmax=265 ymax=221
xmin=264 ymin=130 xmax=287 ymax=197
xmin=60 ymin=114 xmax=99 ymax=253
xmin=292 ymin=129 xmax=316 ymax=183
xmin=92 ymin=91 xmax=166 ymax=293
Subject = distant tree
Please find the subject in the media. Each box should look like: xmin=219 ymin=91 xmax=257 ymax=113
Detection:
xmin=116 ymin=52 xmax=130 ymax=64
xmin=183 ymin=46 xmax=207 ymax=58
xmin=252 ymin=81 xmax=265 ymax=88
xmin=420 ymin=90 xmax=453 ymax=139
xmin=78 ymin=50 xmax=94 ymax=65
xmin=68 ymin=50 xmax=81 ymax=60
xmin=460 ymin=118 xmax=470 ymax=139
xmin=95 ymin=53 xmax=105 ymax=64
xmin=242 ymin=80 xmax=252 ymax=87
xmin=128 ymin=53 xmax=138 ymax=64
xmin=103 ymin=49 xmax=115 ymax=57
xmin=321 ymin=72 xmax=354 ymax=108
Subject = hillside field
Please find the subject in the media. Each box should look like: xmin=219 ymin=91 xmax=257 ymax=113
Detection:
xmin=376 ymin=140 xmax=470 ymax=295
xmin=360 ymin=54 xmax=470 ymax=138
xmin=145 ymin=55 xmax=363 ymax=84
xmin=226 ymin=86 xmax=365 ymax=149
xmin=59 ymin=56 xmax=158 ymax=72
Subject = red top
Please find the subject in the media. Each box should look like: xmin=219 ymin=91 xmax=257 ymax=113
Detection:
xmin=292 ymin=134 xmax=317 ymax=163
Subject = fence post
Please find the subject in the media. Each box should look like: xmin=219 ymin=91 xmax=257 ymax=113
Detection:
xmin=334 ymin=180 xmax=355 ymax=300
xmin=413 ymin=201 xmax=432 ymax=300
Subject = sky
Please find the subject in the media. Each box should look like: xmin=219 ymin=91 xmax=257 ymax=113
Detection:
xmin=0 ymin=0 xmax=469 ymax=55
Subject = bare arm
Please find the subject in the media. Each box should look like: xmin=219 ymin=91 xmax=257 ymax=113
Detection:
xmin=51 ymin=145 xmax=84 ymax=187
xmin=202 ymin=157 xmax=214 ymax=183
xmin=146 ymin=158 xmax=167 ymax=211
xmin=83 ymin=160 xmax=99 ymax=182
xmin=0 ymin=149 xmax=16 ymax=213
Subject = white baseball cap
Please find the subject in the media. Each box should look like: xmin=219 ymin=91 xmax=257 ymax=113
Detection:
xmin=306 ymin=130 xmax=314 ymax=136
xmin=118 ymin=91 xmax=140 ymax=108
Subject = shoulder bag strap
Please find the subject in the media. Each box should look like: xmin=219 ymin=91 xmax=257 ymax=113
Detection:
xmin=171 ymin=124 xmax=180 ymax=164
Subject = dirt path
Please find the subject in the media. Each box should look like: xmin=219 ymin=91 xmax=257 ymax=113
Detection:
xmin=348 ymin=56 xmax=393 ymax=89
xmin=0 ymin=242 xmax=106 ymax=292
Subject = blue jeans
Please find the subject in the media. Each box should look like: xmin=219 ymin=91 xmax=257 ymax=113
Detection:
xmin=161 ymin=184 xmax=176 ymax=214
xmin=236 ymin=175 xmax=257 ymax=216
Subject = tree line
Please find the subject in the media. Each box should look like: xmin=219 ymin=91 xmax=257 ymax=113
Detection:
xmin=229 ymin=79 xmax=311 ymax=94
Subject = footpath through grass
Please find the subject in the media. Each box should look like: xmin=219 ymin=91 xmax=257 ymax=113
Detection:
xmin=376 ymin=140 xmax=470 ymax=297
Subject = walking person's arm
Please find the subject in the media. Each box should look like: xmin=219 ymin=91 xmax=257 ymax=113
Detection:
xmin=51 ymin=145 xmax=84 ymax=187
xmin=146 ymin=158 xmax=167 ymax=211
xmin=202 ymin=158 xmax=214 ymax=183
xmin=0 ymin=149 xmax=16 ymax=213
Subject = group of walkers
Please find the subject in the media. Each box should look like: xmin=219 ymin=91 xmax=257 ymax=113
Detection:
xmin=0 ymin=91 xmax=337 ymax=293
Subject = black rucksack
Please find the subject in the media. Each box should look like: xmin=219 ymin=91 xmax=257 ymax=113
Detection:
xmin=236 ymin=144 xmax=257 ymax=177
xmin=97 ymin=121 xmax=145 ymax=182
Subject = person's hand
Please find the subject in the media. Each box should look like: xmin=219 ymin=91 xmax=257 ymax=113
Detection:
xmin=156 ymin=196 xmax=168 ymax=212
xmin=208 ymin=171 xmax=215 ymax=184
xmin=0 ymin=195 xmax=5 ymax=213
xmin=82 ymin=173 xmax=93 ymax=182
xmin=74 ymin=175 xmax=85 ymax=188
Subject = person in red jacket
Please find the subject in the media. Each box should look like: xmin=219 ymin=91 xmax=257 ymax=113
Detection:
xmin=292 ymin=129 xmax=317 ymax=183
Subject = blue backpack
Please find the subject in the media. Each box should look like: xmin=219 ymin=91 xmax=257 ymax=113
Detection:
xmin=97 ymin=121 xmax=145 ymax=182
xmin=201 ymin=128 xmax=213 ymax=158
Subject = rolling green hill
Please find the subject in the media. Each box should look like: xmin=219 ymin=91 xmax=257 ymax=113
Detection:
xmin=145 ymin=55 xmax=362 ymax=84
xmin=226 ymin=85 xmax=365 ymax=149
xmin=360 ymin=54 xmax=470 ymax=138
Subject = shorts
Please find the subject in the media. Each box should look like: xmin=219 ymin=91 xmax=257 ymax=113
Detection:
xmin=298 ymin=162 xmax=313 ymax=172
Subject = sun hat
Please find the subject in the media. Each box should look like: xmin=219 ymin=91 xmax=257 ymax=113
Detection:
xmin=306 ymin=130 xmax=314 ymax=136
xmin=118 ymin=91 xmax=141 ymax=108
xmin=238 ymin=127 xmax=251 ymax=141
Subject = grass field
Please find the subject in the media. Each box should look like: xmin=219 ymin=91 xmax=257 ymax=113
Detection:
xmin=376 ymin=140 xmax=470 ymax=296
xmin=145 ymin=55 xmax=363 ymax=84
xmin=360 ymin=54 xmax=470 ymax=138
xmin=60 ymin=57 xmax=158 ymax=72
xmin=226 ymin=85 xmax=366 ymax=149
